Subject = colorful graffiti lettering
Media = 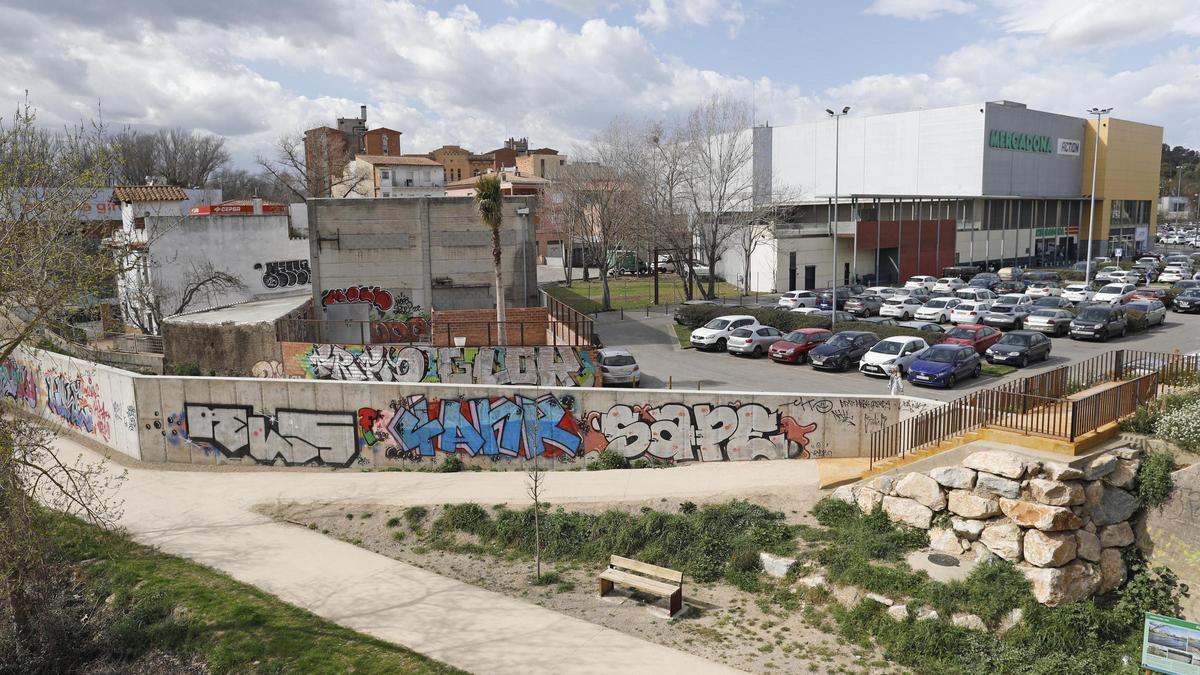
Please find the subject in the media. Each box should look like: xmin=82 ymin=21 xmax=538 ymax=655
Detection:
xmin=184 ymin=404 xmax=359 ymax=467
xmin=321 ymin=285 xmax=395 ymax=313
xmin=369 ymin=318 xmax=429 ymax=343
xmin=45 ymin=372 xmax=96 ymax=435
xmin=0 ymin=358 xmax=38 ymax=409
xmin=296 ymin=344 xmax=597 ymax=387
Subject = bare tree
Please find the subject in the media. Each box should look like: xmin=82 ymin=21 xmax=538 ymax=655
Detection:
xmin=257 ymin=129 xmax=368 ymax=201
xmin=208 ymin=166 xmax=291 ymax=203
xmin=632 ymin=118 xmax=696 ymax=299
xmin=110 ymin=129 xmax=158 ymax=184
xmin=122 ymin=258 xmax=247 ymax=335
xmin=110 ymin=128 xmax=229 ymax=187
xmin=527 ymin=460 xmax=546 ymax=581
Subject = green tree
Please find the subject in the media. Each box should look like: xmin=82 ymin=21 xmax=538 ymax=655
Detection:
xmin=475 ymin=174 xmax=507 ymax=345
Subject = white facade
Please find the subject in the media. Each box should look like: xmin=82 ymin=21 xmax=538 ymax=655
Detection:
xmin=340 ymin=156 xmax=446 ymax=198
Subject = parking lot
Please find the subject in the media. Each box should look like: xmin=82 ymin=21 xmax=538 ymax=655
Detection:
xmin=595 ymin=304 xmax=1200 ymax=403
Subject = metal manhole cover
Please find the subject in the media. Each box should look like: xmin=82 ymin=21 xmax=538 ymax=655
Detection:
xmin=927 ymin=553 xmax=960 ymax=567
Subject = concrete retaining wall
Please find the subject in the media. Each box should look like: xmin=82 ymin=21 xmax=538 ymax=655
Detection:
xmin=1 ymin=347 xmax=141 ymax=459
xmin=1143 ymin=462 xmax=1200 ymax=620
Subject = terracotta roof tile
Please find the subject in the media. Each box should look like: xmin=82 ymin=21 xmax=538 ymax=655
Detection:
xmin=356 ymin=154 xmax=443 ymax=167
xmin=111 ymin=185 xmax=189 ymax=202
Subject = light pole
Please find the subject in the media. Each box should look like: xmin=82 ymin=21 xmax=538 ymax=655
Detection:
xmin=826 ymin=106 xmax=850 ymax=329
xmin=1084 ymin=107 xmax=1112 ymax=286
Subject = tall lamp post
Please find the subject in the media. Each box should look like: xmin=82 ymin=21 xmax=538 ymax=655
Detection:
xmin=1084 ymin=106 xmax=1112 ymax=286
xmin=826 ymin=106 xmax=850 ymax=329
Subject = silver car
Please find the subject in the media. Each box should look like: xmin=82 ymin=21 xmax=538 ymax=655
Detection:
xmin=597 ymin=348 xmax=640 ymax=387
xmin=726 ymin=325 xmax=784 ymax=357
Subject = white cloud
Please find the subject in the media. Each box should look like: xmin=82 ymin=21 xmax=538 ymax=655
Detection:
xmin=991 ymin=0 xmax=1200 ymax=49
xmin=863 ymin=0 xmax=976 ymax=21
xmin=635 ymin=0 xmax=745 ymax=36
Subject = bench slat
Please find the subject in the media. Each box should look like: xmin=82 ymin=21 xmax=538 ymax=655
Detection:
xmin=608 ymin=555 xmax=684 ymax=584
xmin=599 ymin=569 xmax=679 ymax=597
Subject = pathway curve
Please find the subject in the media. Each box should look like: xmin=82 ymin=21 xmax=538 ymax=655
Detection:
xmin=59 ymin=437 xmax=824 ymax=675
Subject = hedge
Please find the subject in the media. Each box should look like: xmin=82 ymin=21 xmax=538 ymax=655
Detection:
xmin=674 ymin=304 xmax=948 ymax=344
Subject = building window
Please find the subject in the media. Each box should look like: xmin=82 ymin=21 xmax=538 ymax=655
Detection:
xmin=381 ymin=134 xmax=389 ymax=155
xmin=381 ymin=170 xmax=390 ymax=181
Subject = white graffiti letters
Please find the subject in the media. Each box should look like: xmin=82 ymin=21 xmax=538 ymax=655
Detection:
xmin=184 ymin=404 xmax=358 ymax=467
xmin=600 ymin=403 xmax=789 ymax=462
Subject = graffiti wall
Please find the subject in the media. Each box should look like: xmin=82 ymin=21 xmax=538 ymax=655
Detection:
xmin=280 ymin=343 xmax=600 ymax=387
xmin=133 ymin=375 xmax=913 ymax=468
xmin=320 ymin=285 xmax=431 ymax=344
xmin=0 ymin=347 xmax=141 ymax=459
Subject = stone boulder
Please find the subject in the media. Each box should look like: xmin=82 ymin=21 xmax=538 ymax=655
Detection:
xmin=759 ymin=552 xmax=797 ymax=578
xmin=929 ymin=466 xmax=977 ymax=490
xmin=972 ymin=540 xmax=1000 ymax=564
xmin=1026 ymin=478 xmax=1085 ymax=507
xmin=916 ymin=607 xmax=940 ymax=621
xmin=1020 ymin=561 xmax=1102 ymax=606
xmin=1103 ymin=459 xmax=1139 ymax=490
xmin=963 ymin=450 xmax=1029 ymax=479
xmin=951 ymin=516 xmax=986 ymax=541
xmin=975 ymin=472 xmax=1022 ymax=499
xmin=832 ymin=585 xmax=863 ymax=607
xmin=1000 ymin=498 xmax=1083 ymax=531
xmin=831 ymin=484 xmax=858 ymax=505
xmin=895 ymin=472 xmax=947 ymax=511
xmin=951 ymin=613 xmax=987 ymax=631
xmin=798 ymin=574 xmax=827 ymax=589
xmin=980 ymin=521 xmax=1023 ymax=561
xmin=883 ymin=496 xmax=934 ymax=529
xmin=998 ymin=607 xmax=1024 ymax=634
xmin=1087 ymin=485 xmax=1139 ymax=527
xmin=1097 ymin=548 xmax=1127 ymax=594
xmin=1099 ymin=522 xmax=1135 ymax=548
xmin=887 ymin=604 xmax=910 ymax=621
xmin=1023 ymin=529 xmax=1078 ymax=568
xmin=1113 ymin=446 xmax=1142 ymax=460
xmin=866 ymin=474 xmax=899 ymax=495
xmin=1042 ymin=460 xmax=1085 ymax=481
xmin=948 ymin=490 xmax=1002 ymax=519
xmin=1075 ymin=529 xmax=1102 ymax=562
xmin=855 ymin=486 xmax=884 ymax=514
xmin=1083 ymin=454 xmax=1118 ymax=480
xmin=930 ymin=527 xmax=966 ymax=554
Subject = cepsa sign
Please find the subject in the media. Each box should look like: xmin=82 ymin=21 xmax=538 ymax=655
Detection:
xmin=189 ymin=204 xmax=289 ymax=216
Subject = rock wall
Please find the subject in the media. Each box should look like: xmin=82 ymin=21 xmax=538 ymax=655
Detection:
xmin=835 ymin=447 xmax=1145 ymax=606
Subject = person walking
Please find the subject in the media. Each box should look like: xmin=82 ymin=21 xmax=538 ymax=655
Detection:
xmin=886 ymin=362 xmax=904 ymax=396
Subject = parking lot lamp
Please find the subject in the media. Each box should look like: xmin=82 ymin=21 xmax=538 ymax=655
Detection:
xmin=827 ymin=106 xmax=850 ymax=329
xmin=1085 ymin=107 xmax=1112 ymax=285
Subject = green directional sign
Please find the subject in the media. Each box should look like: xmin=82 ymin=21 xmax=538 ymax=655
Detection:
xmin=989 ymin=129 xmax=1053 ymax=154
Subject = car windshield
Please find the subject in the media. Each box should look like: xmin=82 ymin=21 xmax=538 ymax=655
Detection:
xmin=947 ymin=327 xmax=977 ymax=339
xmin=996 ymin=296 xmax=1020 ymax=305
xmin=884 ymin=299 xmax=904 ymax=305
xmin=1098 ymin=285 xmax=1124 ymax=294
xmin=1126 ymin=303 xmax=1150 ymax=312
xmin=1066 ymin=285 xmax=1087 ymax=292
xmin=872 ymin=341 xmax=904 ymax=355
xmin=1030 ymin=309 xmax=1059 ymax=318
xmin=922 ymin=348 xmax=960 ymax=363
xmin=826 ymin=335 xmax=854 ymax=348
xmin=925 ymin=299 xmax=949 ymax=308
xmin=957 ymin=303 xmax=978 ymax=312
xmin=998 ymin=333 xmax=1032 ymax=345
xmin=784 ymin=331 xmax=817 ymax=343
xmin=1035 ymin=298 xmax=1061 ymax=306
xmin=703 ymin=319 xmax=730 ymax=329
xmin=1078 ymin=308 xmax=1112 ymax=321
xmin=730 ymin=328 xmax=752 ymax=337
xmin=602 ymin=354 xmax=636 ymax=366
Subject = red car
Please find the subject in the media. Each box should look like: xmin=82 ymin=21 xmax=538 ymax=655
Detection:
xmin=769 ymin=328 xmax=832 ymax=364
xmin=1131 ymin=288 xmax=1171 ymax=307
xmin=943 ymin=324 xmax=1003 ymax=354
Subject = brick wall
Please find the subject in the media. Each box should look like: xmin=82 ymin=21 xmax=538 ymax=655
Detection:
xmin=430 ymin=307 xmax=550 ymax=346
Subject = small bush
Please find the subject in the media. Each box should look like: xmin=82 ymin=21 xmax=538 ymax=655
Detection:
xmin=404 ymin=506 xmax=429 ymax=528
xmin=532 ymin=572 xmax=562 ymax=586
xmin=171 ymin=362 xmax=202 ymax=376
xmin=587 ymin=450 xmax=629 ymax=471
xmin=679 ymin=501 xmax=698 ymax=515
xmin=1137 ymin=451 xmax=1175 ymax=509
xmin=436 ymin=455 xmax=464 ymax=473
xmin=386 ymin=516 xmax=401 ymax=528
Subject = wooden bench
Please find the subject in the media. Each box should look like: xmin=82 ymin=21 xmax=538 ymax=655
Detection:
xmin=598 ymin=555 xmax=684 ymax=617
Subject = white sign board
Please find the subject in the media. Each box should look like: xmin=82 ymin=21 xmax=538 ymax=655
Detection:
xmin=1057 ymin=138 xmax=1082 ymax=156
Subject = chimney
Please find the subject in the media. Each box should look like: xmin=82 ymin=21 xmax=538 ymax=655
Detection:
xmin=252 ymin=197 xmax=263 ymax=215
xmin=360 ymin=105 xmax=367 ymax=121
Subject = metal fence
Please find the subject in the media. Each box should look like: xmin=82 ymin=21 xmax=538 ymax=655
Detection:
xmin=542 ymin=291 xmax=596 ymax=346
xmin=274 ymin=317 xmax=592 ymax=347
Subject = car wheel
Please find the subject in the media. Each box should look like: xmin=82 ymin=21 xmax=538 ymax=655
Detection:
xmin=948 ymin=374 xmax=957 ymax=388
xmin=715 ymin=338 xmax=726 ymax=351
xmin=797 ymin=352 xmax=807 ymax=364
xmin=1019 ymin=356 xmax=1028 ymax=368
xmin=753 ymin=346 xmax=763 ymax=358
xmin=972 ymin=364 xmax=982 ymax=378
xmin=1042 ymin=349 xmax=1051 ymax=362
xmin=1120 ymin=325 xmax=1127 ymax=338
xmin=838 ymin=357 xmax=849 ymax=372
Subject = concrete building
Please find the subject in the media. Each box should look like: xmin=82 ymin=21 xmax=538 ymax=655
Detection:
xmin=1159 ymin=195 xmax=1193 ymax=223
xmin=336 ymin=155 xmax=446 ymax=198
xmin=427 ymin=144 xmax=496 ymax=182
xmin=304 ymin=105 xmax=404 ymax=197
xmin=734 ymin=101 xmax=1163 ymax=291
xmin=306 ymin=196 xmax=539 ymax=343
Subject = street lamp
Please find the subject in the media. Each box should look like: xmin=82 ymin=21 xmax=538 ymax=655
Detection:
xmin=1084 ymin=106 xmax=1112 ymax=286
xmin=826 ymin=106 xmax=850 ymax=329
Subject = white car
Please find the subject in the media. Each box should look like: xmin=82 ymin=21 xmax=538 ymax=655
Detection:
xmin=597 ymin=348 xmax=640 ymax=387
xmin=790 ymin=306 xmax=824 ymax=314
xmin=880 ymin=297 xmax=925 ymax=320
xmin=864 ymin=286 xmax=897 ymax=297
xmin=689 ymin=315 xmax=759 ymax=351
xmin=955 ymin=288 xmax=997 ymax=302
xmin=1026 ymin=282 xmax=1062 ymax=298
xmin=1094 ymin=266 xmax=1122 ymax=283
xmin=1062 ymin=284 xmax=1095 ymax=303
xmin=1107 ymin=270 xmax=1139 ymax=285
xmin=1158 ymin=267 xmax=1187 ymax=283
xmin=777 ymin=290 xmax=819 ymax=309
xmin=858 ymin=336 xmax=930 ymax=378
xmin=1093 ymin=283 xmax=1135 ymax=305
xmin=904 ymin=275 xmax=938 ymax=291
xmin=950 ymin=300 xmax=993 ymax=324
xmin=932 ymin=277 xmax=966 ymax=293
xmin=915 ymin=297 xmax=961 ymax=323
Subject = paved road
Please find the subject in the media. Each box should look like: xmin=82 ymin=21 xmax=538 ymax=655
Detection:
xmin=596 ymin=307 xmax=1200 ymax=403
xmin=62 ymin=437 xmax=824 ymax=674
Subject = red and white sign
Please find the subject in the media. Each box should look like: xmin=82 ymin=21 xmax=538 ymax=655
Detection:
xmin=189 ymin=203 xmax=289 ymax=216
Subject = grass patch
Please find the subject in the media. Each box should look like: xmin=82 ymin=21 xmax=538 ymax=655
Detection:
xmin=1137 ymin=450 xmax=1176 ymax=509
xmin=545 ymin=275 xmax=744 ymax=313
xmin=404 ymin=505 xmax=430 ymax=528
xmin=673 ymin=323 xmax=694 ymax=349
xmin=980 ymin=363 xmax=1017 ymax=377
xmin=36 ymin=512 xmax=461 ymax=674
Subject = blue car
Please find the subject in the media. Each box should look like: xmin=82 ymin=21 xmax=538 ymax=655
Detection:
xmin=906 ymin=344 xmax=982 ymax=388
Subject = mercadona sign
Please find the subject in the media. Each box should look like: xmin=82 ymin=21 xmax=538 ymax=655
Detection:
xmin=988 ymin=129 xmax=1053 ymax=154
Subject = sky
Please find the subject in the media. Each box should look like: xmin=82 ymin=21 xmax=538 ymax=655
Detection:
xmin=2 ymin=0 xmax=1198 ymax=169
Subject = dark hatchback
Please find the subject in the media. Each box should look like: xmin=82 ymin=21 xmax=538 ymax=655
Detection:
xmin=969 ymin=273 xmax=1001 ymax=289
xmin=808 ymin=331 xmax=880 ymax=371
xmin=1069 ymin=305 xmax=1128 ymax=341
xmin=1173 ymin=289 xmax=1200 ymax=314
xmin=985 ymin=330 xmax=1052 ymax=367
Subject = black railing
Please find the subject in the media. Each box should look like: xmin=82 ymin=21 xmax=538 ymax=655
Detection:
xmin=274 ymin=317 xmax=592 ymax=347
xmin=542 ymin=290 xmax=597 ymax=347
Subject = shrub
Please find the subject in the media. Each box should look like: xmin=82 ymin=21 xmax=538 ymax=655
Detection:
xmin=1154 ymin=398 xmax=1200 ymax=450
xmin=171 ymin=362 xmax=202 ymax=376
xmin=587 ymin=449 xmax=629 ymax=471
xmin=386 ymin=516 xmax=401 ymax=528
xmin=1136 ymin=451 xmax=1175 ymax=509
xmin=403 ymin=506 xmax=428 ymax=527
xmin=436 ymin=455 xmax=464 ymax=473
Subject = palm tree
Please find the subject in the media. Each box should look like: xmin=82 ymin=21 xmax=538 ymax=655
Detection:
xmin=475 ymin=175 xmax=506 ymax=345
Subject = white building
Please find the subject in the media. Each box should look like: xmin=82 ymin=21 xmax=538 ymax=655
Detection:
xmin=1159 ymin=196 xmax=1193 ymax=222
xmin=336 ymin=155 xmax=446 ymax=198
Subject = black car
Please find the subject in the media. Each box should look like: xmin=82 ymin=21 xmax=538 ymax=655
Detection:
xmin=1173 ymin=280 xmax=1200 ymax=294
xmin=1173 ymin=289 xmax=1200 ymax=314
xmin=807 ymin=331 xmax=880 ymax=371
xmin=944 ymin=265 xmax=982 ymax=281
xmin=985 ymin=330 xmax=1052 ymax=367
xmin=1033 ymin=296 xmax=1074 ymax=310
xmin=1023 ymin=309 xmax=1075 ymax=337
xmin=1069 ymin=305 xmax=1128 ymax=341
xmin=993 ymin=280 xmax=1028 ymax=294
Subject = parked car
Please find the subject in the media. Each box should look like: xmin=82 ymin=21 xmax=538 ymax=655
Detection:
xmin=904 ymin=275 xmax=939 ymax=291
xmin=808 ymin=331 xmax=880 ymax=371
xmin=1173 ymin=289 xmax=1200 ymax=314
xmin=1026 ymin=282 xmax=1062 ymax=298
xmin=993 ymin=280 xmax=1028 ymax=295
xmin=950 ymin=300 xmax=994 ymax=324
xmin=1094 ymin=266 xmax=1122 ymax=283
xmin=968 ymin=273 xmax=1000 ymax=289
xmin=859 ymin=336 xmax=930 ymax=377
xmin=980 ymin=294 xmax=1035 ymax=330
xmin=864 ymin=286 xmax=897 ymax=297
xmin=859 ymin=316 xmax=901 ymax=327
xmin=727 ymin=325 xmax=785 ymax=357
xmin=932 ymin=277 xmax=967 ymax=292
xmin=915 ymin=297 xmax=961 ymax=323
xmin=1107 ymin=270 xmax=1142 ymax=286
xmin=690 ymin=315 xmax=759 ymax=351
xmin=1173 ymin=280 xmax=1200 ymax=293
xmin=1130 ymin=287 xmax=1171 ymax=307
xmin=845 ymin=294 xmax=884 ymax=317
xmin=907 ymin=344 xmax=982 ymax=388
xmin=597 ymin=348 xmax=641 ymax=387
xmin=768 ymin=328 xmax=832 ymax=364
xmin=817 ymin=288 xmax=853 ymax=310
xmin=1023 ymin=271 xmax=1062 ymax=283
xmin=985 ymin=330 xmax=1052 ymax=367
xmin=1033 ymin=296 xmax=1075 ymax=310
xmin=955 ymin=287 xmax=997 ymax=302
xmin=1024 ymin=309 xmax=1075 ymax=337
xmin=1069 ymin=305 xmax=1128 ymax=341
xmin=673 ymin=299 xmax=716 ymax=324
xmin=777 ymin=290 xmax=820 ymax=309
xmin=1158 ymin=267 xmax=1188 ymax=283
xmin=807 ymin=310 xmax=857 ymax=323
xmin=1125 ymin=300 xmax=1167 ymax=328
xmin=997 ymin=267 xmax=1024 ymax=281
xmin=897 ymin=320 xmax=946 ymax=333
xmin=943 ymin=324 xmax=1003 ymax=353
xmin=943 ymin=265 xmax=982 ymax=281
xmin=892 ymin=286 xmax=932 ymax=302
xmin=1130 ymin=264 xmax=1158 ymax=283
xmin=880 ymin=296 xmax=926 ymax=320
xmin=1062 ymin=283 xmax=1096 ymax=303
xmin=790 ymin=306 xmax=824 ymax=315
xmin=1094 ymin=283 xmax=1136 ymax=305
